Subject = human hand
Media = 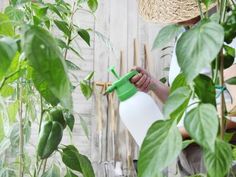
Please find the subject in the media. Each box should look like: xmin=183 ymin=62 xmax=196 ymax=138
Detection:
xmin=130 ymin=66 xmax=155 ymax=92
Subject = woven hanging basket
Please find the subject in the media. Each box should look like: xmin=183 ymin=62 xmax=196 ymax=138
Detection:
xmin=138 ymin=0 xmax=216 ymax=24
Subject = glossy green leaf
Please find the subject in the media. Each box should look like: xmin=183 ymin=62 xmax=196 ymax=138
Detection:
xmin=41 ymin=165 xmax=60 ymax=177
xmin=87 ymin=0 xmax=98 ymax=12
xmin=0 ymin=13 xmax=14 ymax=36
xmin=65 ymin=114 xmax=75 ymax=131
xmin=23 ymin=26 xmax=72 ymax=110
xmin=65 ymin=60 xmax=80 ymax=71
xmin=0 ymin=84 xmax=15 ymax=97
xmin=163 ymin=86 xmax=191 ymax=120
xmin=152 ymin=24 xmax=182 ymax=49
xmin=54 ymin=20 xmax=71 ymax=37
xmin=78 ymin=154 xmax=95 ymax=177
xmin=47 ymin=3 xmax=63 ymax=18
xmin=4 ymin=6 xmax=24 ymax=22
xmin=32 ymin=69 xmax=59 ymax=106
xmin=61 ymin=145 xmax=95 ymax=177
xmin=77 ymin=29 xmax=90 ymax=46
xmin=224 ymin=45 xmax=235 ymax=58
xmin=31 ymin=3 xmax=48 ymax=18
xmin=194 ymin=74 xmax=216 ymax=105
xmin=61 ymin=145 xmax=82 ymax=172
xmin=65 ymin=169 xmax=78 ymax=177
xmin=224 ymin=9 xmax=236 ymax=44
xmin=184 ymin=104 xmax=218 ymax=151
xmin=0 ymin=38 xmax=17 ymax=81
xmin=176 ymin=21 xmax=224 ymax=82
xmin=182 ymin=139 xmax=194 ymax=149
xmin=80 ymin=81 xmax=93 ymax=99
xmin=226 ymin=77 xmax=236 ymax=85
xmin=79 ymin=116 xmax=89 ymax=139
xmin=170 ymin=73 xmax=187 ymax=93
xmin=204 ymin=139 xmax=232 ymax=177
xmin=84 ymin=71 xmax=94 ymax=81
xmin=138 ymin=119 xmax=182 ymax=177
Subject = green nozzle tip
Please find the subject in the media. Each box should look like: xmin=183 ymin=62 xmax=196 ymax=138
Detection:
xmin=108 ymin=66 xmax=120 ymax=79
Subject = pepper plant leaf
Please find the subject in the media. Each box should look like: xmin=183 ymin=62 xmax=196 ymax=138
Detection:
xmin=203 ymin=139 xmax=232 ymax=177
xmin=77 ymin=29 xmax=90 ymax=46
xmin=152 ymin=24 xmax=182 ymax=49
xmin=61 ymin=145 xmax=95 ymax=177
xmin=164 ymin=86 xmax=192 ymax=121
xmin=138 ymin=119 xmax=182 ymax=177
xmin=4 ymin=6 xmax=24 ymax=22
xmin=184 ymin=104 xmax=218 ymax=151
xmin=170 ymin=73 xmax=187 ymax=93
xmin=194 ymin=74 xmax=216 ymax=105
xmin=87 ymin=0 xmax=98 ymax=12
xmin=0 ymin=13 xmax=14 ymax=36
xmin=31 ymin=69 xmax=60 ymax=106
xmin=0 ymin=37 xmax=17 ymax=80
xmin=226 ymin=77 xmax=236 ymax=85
xmin=41 ymin=164 xmax=60 ymax=177
xmin=176 ymin=20 xmax=224 ymax=82
xmin=23 ymin=26 xmax=72 ymax=110
xmin=54 ymin=20 xmax=71 ymax=37
xmin=65 ymin=169 xmax=78 ymax=177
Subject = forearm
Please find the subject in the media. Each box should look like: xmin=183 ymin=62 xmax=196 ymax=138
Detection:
xmin=149 ymin=79 xmax=170 ymax=103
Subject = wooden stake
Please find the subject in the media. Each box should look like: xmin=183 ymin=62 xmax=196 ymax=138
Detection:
xmin=134 ymin=39 xmax=138 ymax=66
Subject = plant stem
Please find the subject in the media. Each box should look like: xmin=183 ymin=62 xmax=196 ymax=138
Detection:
xmin=0 ymin=69 xmax=20 ymax=90
xmin=197 ymin=0 xmax=204 ymax=19
xmin=38 ymin=96 xmax=43 ymax=133
xmin=18 ymin=83 xmax=24 ymax=177
xmin=42 ymin=159 xmax=47 ymax=173
xmin=220 ymin=0 xmax=228 ymax=23
xmin=64 ymin=1 xmax=77 ymax=60
xmin=37 ymin=160 xmax=43 ymax=176
xmin=219 ymin=49 xmax=226 ymax=139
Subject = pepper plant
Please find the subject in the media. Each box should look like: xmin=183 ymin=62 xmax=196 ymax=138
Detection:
xmin=139 ymin=0 xmax=236 ymax=177
xmin=0 ymin=0 xmax=97 ymax=176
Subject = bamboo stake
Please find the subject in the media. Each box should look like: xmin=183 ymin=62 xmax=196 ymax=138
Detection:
xmin=144 ymin=44 xmax=149 ymax=71
xmin=134 ymin=39 xmax=138 ymax=66
xmin=95 ymin=87 xmax=104 ymax=163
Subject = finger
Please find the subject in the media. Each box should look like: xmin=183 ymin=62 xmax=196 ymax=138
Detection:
xmin=131 ymin=73 xmax=142 ymax=83
xmin=136 ymin=74 xmax=147 ymax=87
xmin=140 ymin=77 xmax=151 ymax=91
xmin=131 ymin=66 xmax=147 ymax=75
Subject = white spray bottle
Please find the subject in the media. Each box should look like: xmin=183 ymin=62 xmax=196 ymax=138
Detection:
xmin=106 ymin=67 xmax=163 ymax=147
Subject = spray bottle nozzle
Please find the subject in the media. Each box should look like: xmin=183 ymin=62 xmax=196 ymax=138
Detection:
xmin=106 ymin=66 xmax=139 ymax=101
xmin=108 ymin=66 xmax=120 ymax=79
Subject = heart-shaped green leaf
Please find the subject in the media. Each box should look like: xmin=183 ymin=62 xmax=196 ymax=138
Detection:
xmin=194 ymin=74 xmax=216 ymax=105
xmin=152 ymin=24 xmax=182 ymax=49
xmin=226 ymin=77 xmax=236 ymax=85
xmin=204 ymin=139 xmax=232 ymax=177
xmin=138 ymin=119 xmax=182 ymax=177
xmin=184 ymin=104 xmax=218 ymax=151
xmin=176 ymin=21 xmax=224 ymax=82
xmin=164 ymin=86 xmax=192 ymax=120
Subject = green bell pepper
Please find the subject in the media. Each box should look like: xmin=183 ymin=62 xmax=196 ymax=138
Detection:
xmin=37 ymin=121 xmax=63 ymax=159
